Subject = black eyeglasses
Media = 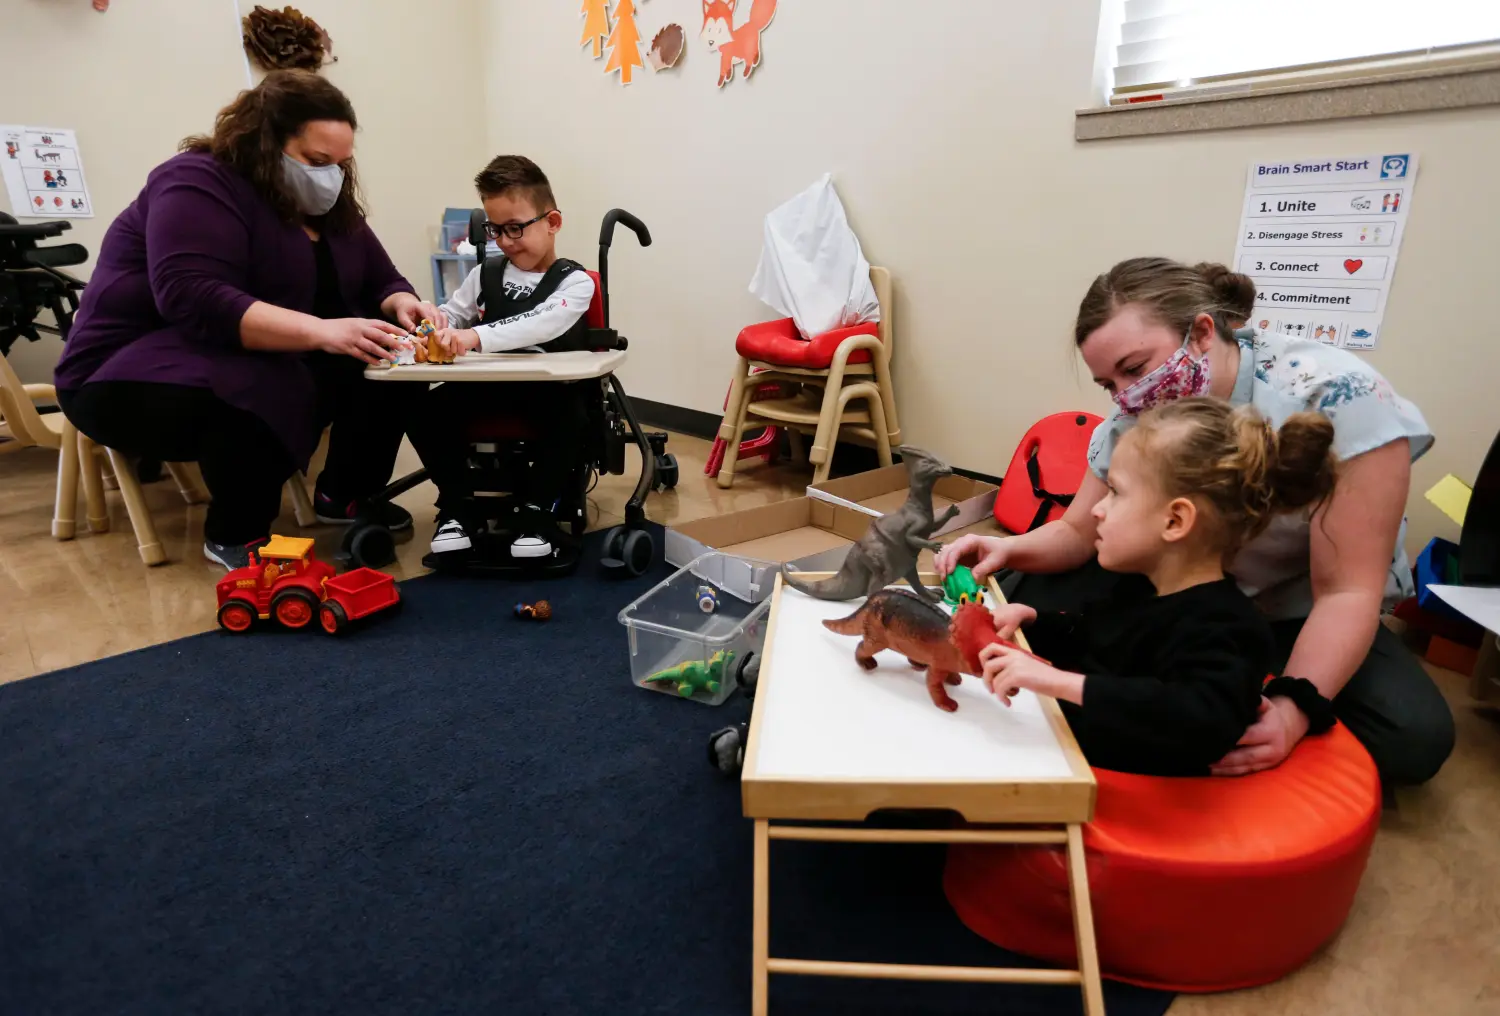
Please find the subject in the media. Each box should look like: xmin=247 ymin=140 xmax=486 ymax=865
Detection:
xmin=482 ymin=211 xmax=552 ymax=241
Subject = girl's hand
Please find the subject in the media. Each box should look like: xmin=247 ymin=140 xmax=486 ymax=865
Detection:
xmin=979 ymin=643 xmax=1084 ymax=706
xmin=389 ymin=293 xmax=449 ymax=332
xmin=935 ymin=534 xmax=1009 ymax=581
xmin=314 ymin=317 xmax=409 ymax=365
xmin=433 ymin=328 xmax=481 ymax=359
xmin=987 ymin=603 xmax=1037 ymax=641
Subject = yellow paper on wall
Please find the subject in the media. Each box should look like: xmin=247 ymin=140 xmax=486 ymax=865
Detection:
xmin=1425 ymin=474 xmax=1472 ymax=527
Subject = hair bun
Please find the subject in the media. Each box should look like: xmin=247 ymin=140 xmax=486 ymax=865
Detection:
xmin=1269 ymin=412 xmax=1337 ymax=511
xmin=1194 ymin=262 xmax=1257 ymax=324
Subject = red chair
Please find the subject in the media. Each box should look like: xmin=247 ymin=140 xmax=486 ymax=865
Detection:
xmin=713 ymin=267 xmax=899 ymax=488
xmin=993 ymin=411 xmax=1103 ymax=535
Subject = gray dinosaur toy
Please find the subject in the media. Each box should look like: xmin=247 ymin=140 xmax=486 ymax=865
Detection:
xmin=781 ymin=446 xmax=961 ymax=602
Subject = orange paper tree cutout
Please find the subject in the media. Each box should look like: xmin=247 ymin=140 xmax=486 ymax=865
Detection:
xmin=604 ymin=0 xmax=644 ymax=84
xmin=580 ymin=0 xmax=611 ymax=59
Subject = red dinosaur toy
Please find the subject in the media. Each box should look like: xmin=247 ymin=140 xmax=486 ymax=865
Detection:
xmin=823 ymin=589 xmax=1046 ymax=712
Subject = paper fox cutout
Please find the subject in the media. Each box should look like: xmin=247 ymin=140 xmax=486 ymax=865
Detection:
xmin=701 ymin=0 xmax=776 ymax=88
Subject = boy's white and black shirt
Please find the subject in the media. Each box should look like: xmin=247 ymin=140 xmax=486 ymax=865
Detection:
xmin=438 ymin=262 xmax=595 ymax=353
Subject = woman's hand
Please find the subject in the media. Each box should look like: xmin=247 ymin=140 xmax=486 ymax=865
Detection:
xmin=387 ymin=292 xmax=449 ymax=332
xmin=934 ymin=534 xmax=1009 ymax=581
xmin=987 ymin=603 xmax=1037 ymax=641
xmin=313 ymin=317 xmax=410 ymax=365
xmin=978 ymin=643 xmax=1085 ymax=706
xmin=1209 ymin=696 xmax=1310 ymax=776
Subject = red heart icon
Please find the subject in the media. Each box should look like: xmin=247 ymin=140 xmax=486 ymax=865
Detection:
xmin=1343 ymin=259 xmax=1363 ymax=274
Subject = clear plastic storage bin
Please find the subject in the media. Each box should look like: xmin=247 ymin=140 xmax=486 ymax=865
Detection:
xmin=618 ymin=552 xmax=778 ymax=706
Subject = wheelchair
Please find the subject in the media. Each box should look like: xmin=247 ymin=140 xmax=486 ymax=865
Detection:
xmin=342 ymin=207 xmax=679 ymax=579
xmin=0 ymin=212 xmax=87 ymax=355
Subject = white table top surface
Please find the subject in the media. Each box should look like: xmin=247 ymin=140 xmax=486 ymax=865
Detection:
xmin=749 ymin=586 xmax=1077 ymax=783
xmin=364 ymin=349 xmax=626 ymax=382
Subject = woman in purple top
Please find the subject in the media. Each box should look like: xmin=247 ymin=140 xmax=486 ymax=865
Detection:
xmin=54 ymin=71 xmax=444 ymax=569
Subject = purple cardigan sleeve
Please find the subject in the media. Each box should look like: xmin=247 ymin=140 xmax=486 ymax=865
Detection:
xmin=359 ymin=221 xmax=417 ymax=312
xmin=143 ymin=158 xmax=259 ymax=344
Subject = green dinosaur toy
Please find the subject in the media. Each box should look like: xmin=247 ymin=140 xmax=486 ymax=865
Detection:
xmin=942 ymin=565 xmax=985 ymax=608
xmin=644 ymin=649 xmax=735 ymax=697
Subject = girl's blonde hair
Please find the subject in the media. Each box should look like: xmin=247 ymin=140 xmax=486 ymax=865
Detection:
xmin=1129 ymin=397 xmax=1337 ymax=558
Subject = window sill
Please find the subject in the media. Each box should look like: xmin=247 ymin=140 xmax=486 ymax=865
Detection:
xmin=1076 ymin=61 xmax=1500 ymax=140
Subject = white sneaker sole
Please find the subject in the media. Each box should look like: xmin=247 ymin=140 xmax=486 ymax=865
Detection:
xmin=431 ymin=534 xmax=472 ymax=554
xmin=510 ymin=540 xmax=553 ymax=559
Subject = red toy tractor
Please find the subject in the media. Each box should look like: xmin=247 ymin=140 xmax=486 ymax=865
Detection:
xmin=214 ymin=535 xmax=400 ymax=635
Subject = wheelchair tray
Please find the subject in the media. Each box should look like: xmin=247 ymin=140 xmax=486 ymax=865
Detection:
xmin=364 ymin=349 xmax=626 ymax=382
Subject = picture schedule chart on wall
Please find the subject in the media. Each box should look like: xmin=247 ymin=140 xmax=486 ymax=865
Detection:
xmin=1 ymin=126 xmax=94 ymax=219
xmin=1232 ymin=153 xmax=1418 ymax=350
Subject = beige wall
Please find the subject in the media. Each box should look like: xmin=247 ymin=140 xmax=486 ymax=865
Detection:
xmin=2 ymin=0 xmax=485 ymax=381
xmin=484 ymin=0 xmax=1499 ymax=552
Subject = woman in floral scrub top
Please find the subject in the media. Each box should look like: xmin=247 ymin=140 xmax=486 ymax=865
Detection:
xmin=938 ymin=258 xmax=1452 ymax=786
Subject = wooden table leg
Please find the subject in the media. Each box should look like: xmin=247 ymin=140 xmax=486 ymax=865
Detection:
xmin=52 ymin=420 xmax=80 ymax=539
xmin=1066 ymin=824 xmax=1105 ymax=1016
xmin=753 ymin=819 xmax=770 ymax=1016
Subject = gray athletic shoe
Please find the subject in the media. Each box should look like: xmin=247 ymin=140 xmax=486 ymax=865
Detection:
xmin=202 ymin=539 xmax=260 ymax=571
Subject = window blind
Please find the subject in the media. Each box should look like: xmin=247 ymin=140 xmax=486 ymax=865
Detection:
xmin=1109 ymin=0 xmax=1500 ymax=102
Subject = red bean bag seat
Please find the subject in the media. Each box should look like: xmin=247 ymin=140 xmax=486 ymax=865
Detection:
xmin=944 ymin=722 xmax=1380 ymax=992
xmin=735 ymin=317 xmax=880 ymax=368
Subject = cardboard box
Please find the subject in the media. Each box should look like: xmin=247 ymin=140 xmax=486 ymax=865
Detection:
xmin=807 ymin=465 xmax=998 ymax=539
xmin=666 ymin=497 xmax=874 ymax=572
xmin=665 ymin=491 xmax=1006 ymax=574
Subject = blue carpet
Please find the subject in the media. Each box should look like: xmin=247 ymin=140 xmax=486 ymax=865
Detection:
xmin=0 ymin=526 xmax=1173 ymax=1016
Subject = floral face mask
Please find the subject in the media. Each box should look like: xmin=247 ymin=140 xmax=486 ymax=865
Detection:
xmin=1112 ymin=330 xmax=1212 ymax=416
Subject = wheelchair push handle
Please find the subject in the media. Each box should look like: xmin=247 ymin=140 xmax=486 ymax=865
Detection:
xmin=596 ymin=209 xmax=650 ymax=333
xmin=598 ymin=208 xmax=651 ymax=250
xmin=0 ymin=217 xmax=71 ymax=241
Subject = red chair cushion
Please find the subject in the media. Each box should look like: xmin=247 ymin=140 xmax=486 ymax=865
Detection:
xmin=734 ymin=317 xmax=878 ymax=369
xmin=943 ymin=723 xmax=1380 ymax=993
xmin=993 ymin=412 xmax=1103 ymax=534
xmin=584 ymin=270 xmax=605 ymax=330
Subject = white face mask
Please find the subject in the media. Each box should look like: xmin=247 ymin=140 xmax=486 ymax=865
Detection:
xmin=281 ymin=153 xmax=345 ymax=216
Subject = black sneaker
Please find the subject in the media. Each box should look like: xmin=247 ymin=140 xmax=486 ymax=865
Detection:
xmin=203 ymin=538 xmax=263 ymax=571
xmin=314 ymin=491 xmax=413 ymax=531
xmin=509 ymin=503 xmax=556 ymax=559
xmin=430 ymin=517 xmax=473 ymax=554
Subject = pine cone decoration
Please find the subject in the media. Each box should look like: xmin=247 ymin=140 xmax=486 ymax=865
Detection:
xmin=242 ymin=6 xmax=336 ymax=72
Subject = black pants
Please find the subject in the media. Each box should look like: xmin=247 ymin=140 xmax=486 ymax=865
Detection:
xmin=1002 ymin=561 xmax=1456 ymax=787
xmin=402 ymin=380 xmax=590 ymax=519
xmin=58 ymin=354 xmax=407 ymax=545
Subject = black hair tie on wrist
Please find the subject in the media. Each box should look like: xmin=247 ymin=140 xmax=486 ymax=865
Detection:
xmin=1263 ymin=676 xmax=1337 ymax=735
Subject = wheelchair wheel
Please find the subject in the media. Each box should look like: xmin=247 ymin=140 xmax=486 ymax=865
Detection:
xmin=621 ymin=529 xmax=653 ymax=577
xmin=735 ymin=651 xmax=760 ymax=699
xmin=345 ymin=522 xmax=396 ymax=570
xmin=654 ymin=453 xmax=679 ymax=491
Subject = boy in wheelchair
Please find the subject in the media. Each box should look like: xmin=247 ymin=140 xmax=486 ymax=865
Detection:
xmin=405 ymin=156 xmax=597 ymax=560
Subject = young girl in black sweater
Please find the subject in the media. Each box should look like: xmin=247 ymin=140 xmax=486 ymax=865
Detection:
xmin=977 ymin=398 xmax=1338 ymax=776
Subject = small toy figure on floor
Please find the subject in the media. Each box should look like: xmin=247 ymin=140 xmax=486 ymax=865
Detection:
xmin=514 ymin=600 xmax=552 ymax=620
xmin=780 ymin=447 xmax=960 ymax=602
